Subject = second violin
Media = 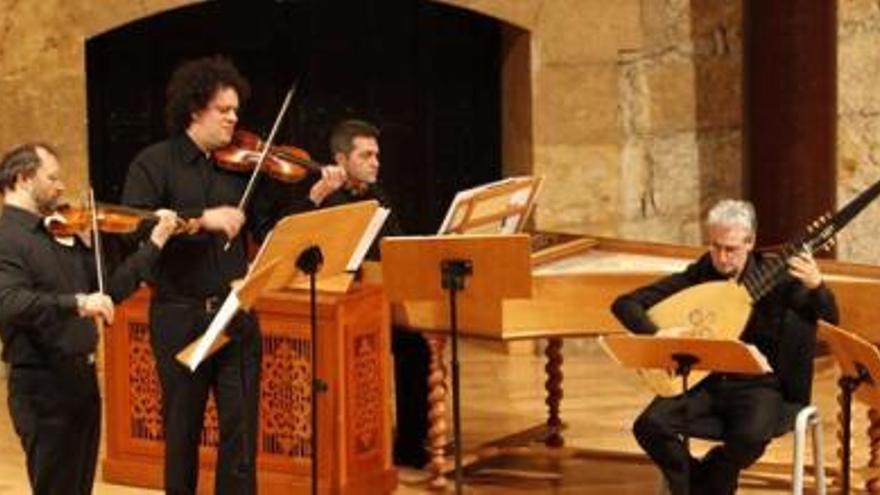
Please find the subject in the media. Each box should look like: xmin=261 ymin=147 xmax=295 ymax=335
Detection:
xmin=45 ymin=203 xmax=188 ymax=237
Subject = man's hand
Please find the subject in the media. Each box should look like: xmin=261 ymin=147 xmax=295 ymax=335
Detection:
xmin=149 ymin=209 xmax=180 ymax=248
xmin=199 ymin=206 xmax=245 ymax=239
xmin=788 ymin=251 xmax=823 ymax=290
xmin=76 ymin=292 xmax=115 ymax=324
xmin=308 ymin=166 xmax=347 ymax=206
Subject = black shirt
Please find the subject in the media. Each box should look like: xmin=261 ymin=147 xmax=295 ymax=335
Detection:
xmin=611 ymin=252 xmax=839 ymax=403
xmin=0 ymin=205 xmax=159 ymax=364
xmin=121 ymin=134 xmax=280 ymax=301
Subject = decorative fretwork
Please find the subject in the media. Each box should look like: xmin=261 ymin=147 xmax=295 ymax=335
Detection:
xmin=128 ymin=321 xmax=221 ymax=447
xmin=201 ymin=394 xmax=220 ymax=447
xmin=261 ymin=334 xmax=311 ymax=458
xmin=351 ymin=333 xmax=381 ymax=455
xmin=129 ymin=322 xmax=163 ymax=442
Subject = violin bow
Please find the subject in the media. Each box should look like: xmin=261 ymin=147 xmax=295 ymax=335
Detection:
xmin=89 ymin=188 xmax=106 ymax=294
xmin=224 ymin=79 xmax=299 ymax=250
xmin=88 ymin=188 xmax=107 ymax=331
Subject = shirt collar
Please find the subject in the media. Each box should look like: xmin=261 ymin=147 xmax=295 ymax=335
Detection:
xmin=1 ymin=204 xmax=43 ymax=232
xmin=174 ymin=133 xmax=210 ymax=165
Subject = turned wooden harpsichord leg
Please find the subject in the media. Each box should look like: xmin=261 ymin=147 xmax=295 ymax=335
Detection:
xmin=837 ymin=386 xmax=846 ymax=491
xmin=836 ymin=385 xmax=880 ymax=493
xmin=544 ymin=337 xmax=565 ymax=448
xmin=426 ymin=334 xmax=449 ymax=490
xmin=867 ymin=407 xmax=880 ymax=493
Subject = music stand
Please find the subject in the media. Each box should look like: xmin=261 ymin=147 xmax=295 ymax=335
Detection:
xmin=178 ymin=200 xmax=383 ymax=495
xmin=818 ymin=320 xmax=880 ymax=494
xmin=381 ymin=234 xmax=532 ymax=494
xmin=600 ymin=335 xmax=771 ymax=495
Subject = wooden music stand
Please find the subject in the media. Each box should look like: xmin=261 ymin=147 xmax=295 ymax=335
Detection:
xmin=818 ymin=320 xmax=880 ymax=494
xmin=600 ymin=334 xmax=771 ymax=495
xmin=600 ymin=335 xmax=771 ymax=392
xmin=176 ymin=200 xmax=383 ymax=369
xmin=381 ymin=234 xmax=532 ymax=494
xmin=252 ymin=199 xmax=385 ymax=294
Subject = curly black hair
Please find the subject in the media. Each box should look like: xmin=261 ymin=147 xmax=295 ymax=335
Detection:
xmin=164 ymin=55 xmax=251 ymax=134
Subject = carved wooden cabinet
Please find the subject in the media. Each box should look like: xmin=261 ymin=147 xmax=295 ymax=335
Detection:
xmin=102 ymin=285 xmax=396 ymax=494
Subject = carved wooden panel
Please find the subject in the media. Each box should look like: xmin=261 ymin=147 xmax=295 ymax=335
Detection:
xmin=351 ymin=332 xmax=381 ymax=456
xmin=261 ymin=334 xmax=311 ymax=458
xmin=129 ymin=321 xmax=163 ymax=442
xmin=104 ymin=286 xmax=396 ymax=494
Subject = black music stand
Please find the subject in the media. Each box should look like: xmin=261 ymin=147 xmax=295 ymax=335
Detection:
xmin=381 ymin=234 xmax=532 ymax=494
xmin=600 ymin=335 xmax=770 ymax=495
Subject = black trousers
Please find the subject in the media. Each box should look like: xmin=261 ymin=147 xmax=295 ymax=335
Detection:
xmin=391 ymin=326 xmax=430 ymax=468
xmin=633 ymin=375 xmax=783 ymax=495
xmin=150 ymin=301 xmax=261 ymax=495
xmin=7 ymin=356 xmax=100 ymax=495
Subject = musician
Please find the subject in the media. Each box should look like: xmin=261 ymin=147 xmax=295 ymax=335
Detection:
xmin=287 ymin=119 xmax=403 ymax=258
xmin=611 ymin=199 xmax=838 ymax=495
xmin=0 ymin=143 xmax=177 ymax=494
xmin=283 ymin=119 xmax=429 ymax=468
xmin=120 ymin=56 xmax=281 ymax=494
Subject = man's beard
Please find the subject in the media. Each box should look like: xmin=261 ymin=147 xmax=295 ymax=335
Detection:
xmin=35 ymin=193 xmax=60 ymax=215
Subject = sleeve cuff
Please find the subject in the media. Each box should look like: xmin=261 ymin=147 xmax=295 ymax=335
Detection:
xmin=58 ymin=294 xmax=79 ymax=315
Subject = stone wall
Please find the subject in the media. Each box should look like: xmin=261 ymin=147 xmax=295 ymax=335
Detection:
xmin=429 ymin=0 xmax=647 ymax=236
xmin=444 ymin=0 xmax=744 ymax=245
xmin=618 ymin=0 xmax=742 ymax=245
xmin=0 ymin=0 xmax=190 ymax=199
xmin=838 ymin=0 xmax=880 ymax=264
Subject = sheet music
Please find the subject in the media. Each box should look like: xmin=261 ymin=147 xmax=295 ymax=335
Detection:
xmin=744 ymin=344 xmax=772 ymax=373
xmin=181 ymin=291 xmax=241 ymax=371
xmin=437 ymin=176 xmax=538 ymax=235
xmin=498 ymin=187 xmax=532 ymax=234
xmin=346 ymin=207 xmax=389 ymax=271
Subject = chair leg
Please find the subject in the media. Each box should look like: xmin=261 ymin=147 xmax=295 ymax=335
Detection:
xmin=810 ymin=411 xmax=827 ymax=495
xmin=792 ymin=407 xmax=810 ymax=494
xmin=792 ymin=405 xmax=826 ymax=495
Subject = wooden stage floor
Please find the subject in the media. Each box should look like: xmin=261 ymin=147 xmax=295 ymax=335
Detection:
xmin=0 ymin=337 xmax=866 ymax=493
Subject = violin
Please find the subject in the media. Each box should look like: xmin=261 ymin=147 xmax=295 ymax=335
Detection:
xmin=45 ymin=203 xmax=187 ymax=237
xmin=214 ymin=129 xmax=325 ymax=183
